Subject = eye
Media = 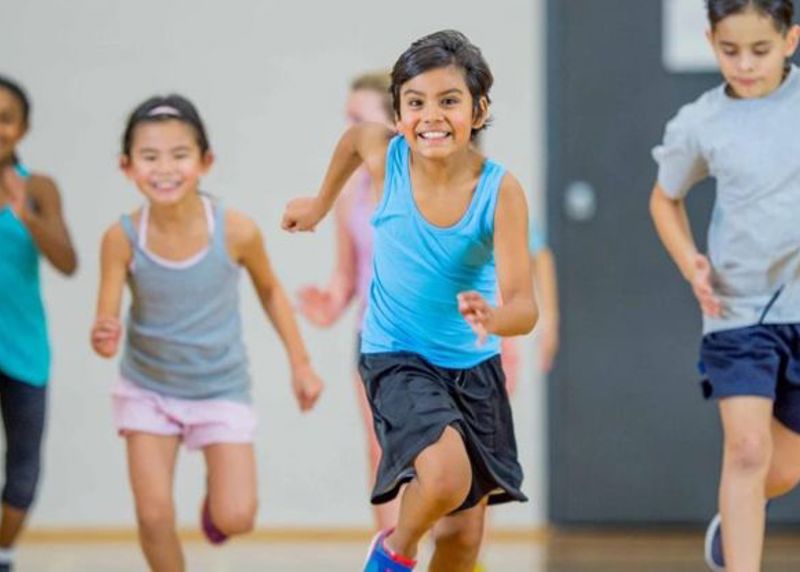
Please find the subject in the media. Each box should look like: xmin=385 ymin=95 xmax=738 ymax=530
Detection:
xmin=722 ymin=48 xmax=738 ymax=56
xmin=753 ymin=48 xmax=770 ymax=57
xmin=407 ymin=99 xmax=423 ymax=109
xmin=442 ymin=97 xmax=460 ymax=106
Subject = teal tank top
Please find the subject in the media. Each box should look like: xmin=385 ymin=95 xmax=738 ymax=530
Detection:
xmin=361 ymin=136 xmax=504 ymax=368
xmin=119 ymin=197 xmax=251 ymax=402
xmin=0 ymin=164 xmax=50 ymax=385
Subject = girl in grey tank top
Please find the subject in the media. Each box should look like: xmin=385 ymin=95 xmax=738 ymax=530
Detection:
xmin=90 ymin=95 xmax=323 ymax=565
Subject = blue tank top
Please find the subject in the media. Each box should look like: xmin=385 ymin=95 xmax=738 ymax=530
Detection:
xmin=119 ymin=197 xmax=251 ymax=402
xmin=361 ymin=136 xmax=504 ymax=368
xmin=0 ymin=164 xmax=50 ymax=386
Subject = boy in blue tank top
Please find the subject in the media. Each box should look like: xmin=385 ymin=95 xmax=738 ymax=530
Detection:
xmin=283 ymin=30 xmax=537 ymax=572
xmin=0 ymin=75 xmax=77 ymax=572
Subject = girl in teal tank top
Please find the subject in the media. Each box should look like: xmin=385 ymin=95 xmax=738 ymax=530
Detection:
xmin=0 ymin=75 xmax=77 ymax=572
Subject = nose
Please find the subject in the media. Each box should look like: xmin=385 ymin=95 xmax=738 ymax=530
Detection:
xmin=738 ymin=53 xmax=756 ymax=73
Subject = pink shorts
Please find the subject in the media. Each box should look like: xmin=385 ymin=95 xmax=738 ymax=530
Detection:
xmin=112 ymin=378 xmax=257 ymax=450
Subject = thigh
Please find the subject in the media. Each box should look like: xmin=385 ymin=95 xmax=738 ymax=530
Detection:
xmin=126 ymin=433 xmax=181 ymax=509
xmin=203 ymin=443 xmax=257 ymax=511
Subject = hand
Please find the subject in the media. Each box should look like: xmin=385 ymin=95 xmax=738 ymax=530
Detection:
xmin=281 ymin=197 xmax=324 ymax=233
xmin=91 ymin=316 xmax=122 ymax=358
xmin=457 ymin=291 xmax=495 ymax=346
xmin=297 ymin=286 xmax=338 ymax=327
xmin=538 ymin=321 xmax=559 ymax=373
xmin=291 ymin=362 xmax=324 ymax=412
xmin=1 ymin=165 xmax=30 ymax=221
xmin=691 ymin=254 xmax=722 ymax=318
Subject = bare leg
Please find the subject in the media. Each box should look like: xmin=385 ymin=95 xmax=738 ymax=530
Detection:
xmin=0 ymin=504 xmax=25 ymax=547
xmin=384 ymin=426 xmax=471 ymax=560
xmin=765 ymin=417 xmax=800 ymax=498
xmin=203 ymin=443 xmax=257 ymax=536
xmin=127 ymin=433 xmax=183 ymax=572
xmin=429 ymin=499 xmax=488 ymax=572
xmin=718 ymin=397 xmax=773 ymax=572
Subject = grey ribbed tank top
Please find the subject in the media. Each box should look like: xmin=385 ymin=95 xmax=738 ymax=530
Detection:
xmin=119 ymin=197 xmax=250 ymax=402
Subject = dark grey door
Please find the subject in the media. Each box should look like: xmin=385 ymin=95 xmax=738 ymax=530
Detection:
xmin=546 ymin=0 xmax=800 ymax=524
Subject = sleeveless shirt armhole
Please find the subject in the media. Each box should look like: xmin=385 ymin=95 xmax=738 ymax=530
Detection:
xmin=119 ymin=214 xmax=138 ymax=245
xmin=372 ymin=135 xmax=404 ymax=222
xmin=482 ymin=163 xmax=506 ymax=238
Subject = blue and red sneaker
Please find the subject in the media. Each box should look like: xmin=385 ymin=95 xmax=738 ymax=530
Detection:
xmin=201 ymin=496 xmax=229 ymax=545
xmin=363 ymin=529 xmax=417 ymax=572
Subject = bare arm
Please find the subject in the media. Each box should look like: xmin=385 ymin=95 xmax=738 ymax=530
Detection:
xmin=230 ymin=211 xmax=323 ymax=411
xmin=281 ymin=122 xmax=392 ymax=232
xmin=91 ymin=223 xmax=131 ymax=358
xmin=296 ymin=191 xmax=358 ymax=327
xmin=531 ymin=246 xmax=559 ymax=372
xmin=459 ymin=174 xmax=538 ymax=339
xmin=649 ymin=182 xmax=720 ymax=316
xmin=3 ymin=170 xmax=78 ymax=275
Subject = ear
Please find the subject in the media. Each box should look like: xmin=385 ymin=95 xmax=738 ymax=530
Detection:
xmin=200 ymin=151 xmax=215 ymax=173
xmin=785 ymin=24 xmax=800 ymax=57
xmin=705 ymin=27 xmax=714 ymax=49
xmin=119 ymin=155 xmax=132 ymax=177
xmin=472 ymin=96 xmax=490 ymax=130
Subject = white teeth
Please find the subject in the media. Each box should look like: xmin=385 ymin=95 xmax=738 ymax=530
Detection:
xmin=420 ymin=131 xmax=449 ymax=139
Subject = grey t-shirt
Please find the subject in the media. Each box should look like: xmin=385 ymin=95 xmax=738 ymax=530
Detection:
xmin=653 ymin=65 xmax=800 ymax=334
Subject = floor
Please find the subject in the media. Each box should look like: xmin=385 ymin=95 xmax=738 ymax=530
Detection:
xmin=14 ymin=530 xmax=800 ymax=571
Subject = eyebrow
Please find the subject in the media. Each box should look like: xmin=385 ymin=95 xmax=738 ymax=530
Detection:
xmin=402 ymin=87 xmax=466 ymax=97
xmin=137 ymin=145 xmax=193 ymax=154
xmin=719 ymin=40 xmax=772 ymax=48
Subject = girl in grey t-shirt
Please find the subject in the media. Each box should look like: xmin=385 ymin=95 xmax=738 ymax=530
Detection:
xmin=651 ymin=1 xmax=800 ymax=570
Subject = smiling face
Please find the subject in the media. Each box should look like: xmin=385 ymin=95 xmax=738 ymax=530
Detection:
xmin=708 ymin=7 xmax=800 ymax=98
xmin=121 ymin=119 xmax=212 ymax=206
xmin=394 ymin=65 xmax=488 ymax=160
xmin=0 ymin=87 xmax=27 ymax=166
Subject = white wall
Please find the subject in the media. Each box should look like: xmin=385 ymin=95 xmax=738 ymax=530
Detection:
xmin=2 ymin=0 xmax=546 ymax=529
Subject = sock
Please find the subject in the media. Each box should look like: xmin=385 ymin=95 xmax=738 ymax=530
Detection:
xmin=0 ymin=548 xmax=14 ymax=564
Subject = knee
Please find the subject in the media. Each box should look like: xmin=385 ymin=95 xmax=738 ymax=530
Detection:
xmin=2 ymin=471 xmax=39 ymax=511
xmin=213 ymin=498 xmax=258 ymax=535
xmin=419 ymin=465 xmax=471 ymax=511
xmin=725 ymin=432 xmax=772 ymax=474
xmin=135 ymin=499 xmax=175 ymax=537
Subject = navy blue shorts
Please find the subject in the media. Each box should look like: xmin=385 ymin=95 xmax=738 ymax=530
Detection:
xmin=700 ymin=324 xmax=800 ymax=433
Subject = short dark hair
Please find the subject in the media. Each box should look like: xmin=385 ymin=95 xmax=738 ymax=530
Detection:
xmin=391 ymin=30 xmax=493 ymax=138
xmin=707 ymin=0 xmax=794 ymax=32
xmin=122 ymin=94 xmax=210 ymax=156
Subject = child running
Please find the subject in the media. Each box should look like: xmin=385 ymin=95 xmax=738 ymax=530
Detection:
xmin=650 ymin=1 xmax=800 ymax=570
xmin=91 ymin=94 xmax=323 ymax=572
xmin=297 ymin=70 xmax=401 ymax=531
xmin=0 ymin=75 xmax=77 ymax=572
xmin=283 ymin=30 xmax=537 ymax=572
